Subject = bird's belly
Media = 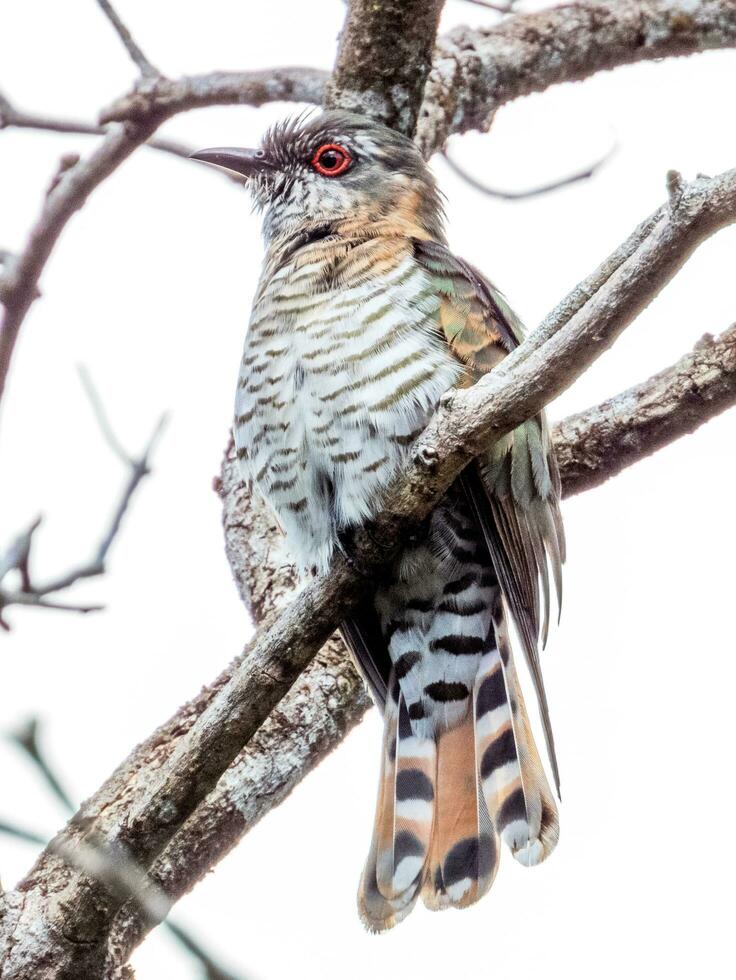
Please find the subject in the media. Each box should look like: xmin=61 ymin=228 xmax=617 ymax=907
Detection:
xmin=235 ymin=264 xmax=460 ymax=572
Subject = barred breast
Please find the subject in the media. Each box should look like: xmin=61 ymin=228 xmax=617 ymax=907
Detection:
xmin=234 ymin=237 xmax=460 ymax=573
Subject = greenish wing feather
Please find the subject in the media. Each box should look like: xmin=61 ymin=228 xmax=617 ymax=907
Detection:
xmin=414 ymin=238 xmax=566 ymax=794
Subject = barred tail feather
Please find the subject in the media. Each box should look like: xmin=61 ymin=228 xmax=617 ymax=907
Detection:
xmin=359 ymin=676 xmax=435 ymax=931
xmin=494 ymin=606 xmax=559 ymax=862
xmin=475 ymin=603 xmax=559 ymax=866
xmin=421 ymin=708 xmax=499 ymax=912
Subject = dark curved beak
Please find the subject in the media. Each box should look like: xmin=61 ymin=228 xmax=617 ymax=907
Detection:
xmin=189 ymin=147 xmax=273 ymax=178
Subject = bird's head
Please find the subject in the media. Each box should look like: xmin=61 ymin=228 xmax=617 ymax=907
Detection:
xmin=191 ymin=110 xmax=445 ymax=245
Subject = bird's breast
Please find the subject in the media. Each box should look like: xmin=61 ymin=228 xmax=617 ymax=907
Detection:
xmin=235 ymin=246 xmax=460 ymax=572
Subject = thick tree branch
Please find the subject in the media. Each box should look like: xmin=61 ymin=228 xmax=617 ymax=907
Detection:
xmin=553 ymin=325 xmax=736 ymax=496
xmin=3 ymin=165 xmax=736 ymax=977
xmin=325 ymin=0 xmax=446 ymax=134
xmin=418 ymin=0 xmax=736 ymax=151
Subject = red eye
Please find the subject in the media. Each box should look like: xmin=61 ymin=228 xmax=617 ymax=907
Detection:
xmin=311 ymin=143 xmax=352 ymax=177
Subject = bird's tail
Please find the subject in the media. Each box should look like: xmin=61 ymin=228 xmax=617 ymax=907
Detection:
xmin=358 ymin=607 xmax=558 ymax=931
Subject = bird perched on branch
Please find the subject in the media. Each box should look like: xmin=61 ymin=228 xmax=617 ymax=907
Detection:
xmin=193 ymin=112 xmax=565 ymax=931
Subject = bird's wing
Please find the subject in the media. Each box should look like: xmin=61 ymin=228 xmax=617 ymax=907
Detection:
xmin=414 ymin=238 xmax=566 ymax=793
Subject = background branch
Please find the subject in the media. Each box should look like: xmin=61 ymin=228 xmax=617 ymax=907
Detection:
xmin=0 ymin=371 xmax=165 ymax=628
xmin=441 ymin=140 xmax=617 ymax=199
xmin=95 ymin=0 xmax=160 ymax=78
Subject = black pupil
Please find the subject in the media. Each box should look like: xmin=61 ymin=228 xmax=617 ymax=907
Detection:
xmin=320 ymin=149 xmax=342 ymax=170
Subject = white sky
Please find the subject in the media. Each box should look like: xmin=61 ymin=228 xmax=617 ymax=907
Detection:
xmin=1 ymin=2 xmax=735 ymax=978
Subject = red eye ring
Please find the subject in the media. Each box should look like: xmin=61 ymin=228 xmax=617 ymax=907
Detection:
xmin=311 ymin=143 xmax=352 ymax=177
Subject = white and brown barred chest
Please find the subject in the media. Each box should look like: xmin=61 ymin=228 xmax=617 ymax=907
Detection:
xmin=234 ymin=238 xmax=461 ymax=573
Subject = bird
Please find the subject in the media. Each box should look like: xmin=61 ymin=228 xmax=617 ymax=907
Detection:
xmin=192 ymin=111 xmax=565 ymax=931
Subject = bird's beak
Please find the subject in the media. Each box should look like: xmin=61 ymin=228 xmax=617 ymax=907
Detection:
xmin=188 ymin=147 xmax=274 ymax=178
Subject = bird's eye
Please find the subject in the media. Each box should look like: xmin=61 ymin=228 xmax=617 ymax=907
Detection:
xmin=311 ymin=143 xmax=352 ymax=177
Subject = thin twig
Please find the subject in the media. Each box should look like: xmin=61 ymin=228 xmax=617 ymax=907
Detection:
xmin=6 ymin=718 xmax=75 ymax=812
xmin=95 ymin=0 xmax=160 ymax=78
xmin=441 ymin=140 xmax=617 ymax=200
xmin=0 ymin=371 xmax=166 ymax=625
xmin=165 ymin=922 xmax=248 ymax=980
xmin=77 ymin=365 xmax=134 ymax=466
xmin=31 ymin=372 xmax=167 ymax=596
xmin=456 ymin=0 xmax=518 ymax=12
xmin=0 ymin=821 xmax=47 ymax=847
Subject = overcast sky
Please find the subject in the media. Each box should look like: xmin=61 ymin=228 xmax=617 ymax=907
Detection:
xmin=1 ymin=2 xmax=735 ymax=978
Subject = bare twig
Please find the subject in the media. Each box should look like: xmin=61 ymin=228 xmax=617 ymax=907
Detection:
xmin=441 ymin=140 xmax=617 ymax=199
xmin=0 ymin=372 xmax=166 ymax=626
xmin=456 ymin=0 xmax=517 ymax=11
xmin=164 ymin=922 xmax=247 ymax=980
xmin=0 ymin=68 xmax=326 ymax=407
xmin=0 ymin=89 xmax=246 ymax=189
xmin=95 ymin=0 xmax=160 ymax=78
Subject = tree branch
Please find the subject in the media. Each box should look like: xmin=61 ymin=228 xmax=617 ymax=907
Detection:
xmin=552 ymin=325 xmax=736 ymax=496
xmin=0 ymin=372 xmax=165 ymax=627
xmin=0 ymin=89 xmax=206 ymax=164
xmin=440 ymin=139 xmax=617 ymax=199
xmin=418 ymin=0 xmax=736 ymax=152
xmin=0 ymin=65 xmax=326 ymax=413
xmin=325 ymin=0 xmax=446 ymax=134
xmin=0 ymin=122 xmax=159 ymax=409
xmin=99 ymin=68 xmax=328 ymax=126
xmin=3 ymin=164 xmax=736 ymax=976
xmin=2 ymin=718 xmax=249 ymax=980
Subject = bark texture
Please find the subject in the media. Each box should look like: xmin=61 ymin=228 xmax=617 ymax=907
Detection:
xmin=553 ymin=325 xmax=736 ymax=496
xmin=325 ymin=0 xmax=446 ymax=134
